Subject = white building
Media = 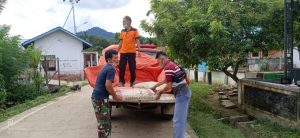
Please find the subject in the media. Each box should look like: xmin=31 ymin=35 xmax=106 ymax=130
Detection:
xmin=22 ymin=27 xmax=98 ymax=80
xmin=293 ymin=48 xmax=300 ymax=68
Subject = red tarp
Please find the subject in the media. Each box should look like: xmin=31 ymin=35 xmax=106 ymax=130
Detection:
xmin=84 ymin=45 xmax=166 ymax=88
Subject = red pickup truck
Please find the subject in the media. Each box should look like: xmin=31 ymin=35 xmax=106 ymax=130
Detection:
xmin=84 ymin=44 xmax=175 ymax=120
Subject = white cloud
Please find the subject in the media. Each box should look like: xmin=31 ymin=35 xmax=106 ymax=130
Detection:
xmin=75 ymin=0 xmax=130 ymax=10
xmin=0 ymin=0 xmax=151 ymax=39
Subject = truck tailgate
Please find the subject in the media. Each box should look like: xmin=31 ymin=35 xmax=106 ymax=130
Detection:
xmin=109 ymin=93 xmax=175 ymax=104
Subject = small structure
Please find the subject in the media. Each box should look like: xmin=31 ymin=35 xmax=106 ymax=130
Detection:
xmin=248 ymin=50 xmax=284 ymax=72
xmin=293 ymin=48 xmax=300 ymax=68
xmin=22 ymin=27 xmax=95 ymax=80
xmin=238 ymin=79 xmax=300 ymax=127
xmin=248 ymin=48 xmax=300 ymax=72
xmin=83 ymin=51 xmax=99 ymax=67
xmin=238 ymin=1 xmax=300 ymax=128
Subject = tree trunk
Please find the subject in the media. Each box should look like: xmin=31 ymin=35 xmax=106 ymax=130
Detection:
xmin=222 ymin=61 xmax=243 ymax=83
xmin=222 ymin=69 xmax=239 ymax=83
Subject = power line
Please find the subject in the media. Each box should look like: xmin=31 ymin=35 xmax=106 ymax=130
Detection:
xmin=65 ymin=21 xmax=87 ymax=31
xmin=63 ymin=6 xmax=73 ymax=28
xmin=62 ymin=0 xmax=80 ymax=33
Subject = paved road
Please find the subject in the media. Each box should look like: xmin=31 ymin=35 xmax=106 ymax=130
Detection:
xmin=0 ymin=85 xmax=198 ymax=138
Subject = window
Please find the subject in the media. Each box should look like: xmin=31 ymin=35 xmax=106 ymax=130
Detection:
xmin=42 ymin=55 xmax=56 ymax=71
xmin=252 ymin=52 xmax=259 ymax=57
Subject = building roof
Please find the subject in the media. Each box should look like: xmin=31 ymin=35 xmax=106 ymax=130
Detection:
xmin=21 ymin=27 xmax=93 ymax=48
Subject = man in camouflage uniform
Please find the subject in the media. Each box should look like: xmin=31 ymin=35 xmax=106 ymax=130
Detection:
xmin=91 ymin=49 xmax=122 ymax=138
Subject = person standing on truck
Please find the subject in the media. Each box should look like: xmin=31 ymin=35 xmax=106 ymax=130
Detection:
xmin=91 ymin=49 xmax=122 ymax=138
xmin=118 ymin=15 xmax=141 ymax=87
xmin=151 ymin=51 xmax=192 ymax=138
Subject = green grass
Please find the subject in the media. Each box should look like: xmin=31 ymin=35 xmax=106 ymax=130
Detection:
xmin=188 ymin=82 xmax=245 ymax=138
xmin=189 ymin=82 xmax=300 ymax=138
xmin=0 ymin=85 xmax=70 ymax=123
xmin=247 ymin=119 xmax=300 ymax=138
xmin=79 ymin=81 xmax=89 ymax=87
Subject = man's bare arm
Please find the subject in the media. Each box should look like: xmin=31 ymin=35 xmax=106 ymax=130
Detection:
xmin=136 ymin=39 xmax=141 ymax=51
xmin=155 ymin=82 xmax=172 ymax=100
xmin=118 ymin=40 xmax=122 ymax=51
xmin=158 ymin=82 xmax=172 ymax=93
xmin=151 ymin=79 xmax=166 ymax=90
xmin=105 ymin=80 xmax=118 ymax=98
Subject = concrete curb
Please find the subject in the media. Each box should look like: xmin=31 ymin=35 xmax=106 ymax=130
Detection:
xmin=186 ymin=124 xmax=199 ymax=138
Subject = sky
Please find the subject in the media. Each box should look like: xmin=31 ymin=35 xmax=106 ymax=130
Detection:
xmin=0 ymin=0 xmax=152 ymax=39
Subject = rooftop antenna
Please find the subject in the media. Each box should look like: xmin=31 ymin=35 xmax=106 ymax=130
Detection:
xmin=62 ymin=0 xmax=80 ymax=33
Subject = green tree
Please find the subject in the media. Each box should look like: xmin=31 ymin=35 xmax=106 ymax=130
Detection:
xmin=0 ymin=74 xmax=6 ymax=108
xmin=112 ymin=33 xmax=158 ymax=45
xmin=140 ymin=36 xmax=158 ymax=45
xmin=141 ymin=0 xmax=284 ymax=82
xmin=0 ymin=30 xmax=45 ymax=106
xmin=256 ymin=1 xmax=300 ymax=50
xmin=0 ymin=25 xmax=28 ymax=106
xmin=0 ymin=2 xmax=46 ymax=107
xmin=24 ymin=45 xmax=43 ymax=91
xmin=113 ymin=32 xmax=120 ymax=44
xmin=0 ymin=25 xmax=26 ymax=86
xmin=291 ymin=1 xmax=300 ymax=54
xmin=89 ymin=35 xmax=109 ymax=48
xmin=0 ymin=0 xmax=6 ymax=107
xmin=78 ymin=34 xmax=109 ymax=53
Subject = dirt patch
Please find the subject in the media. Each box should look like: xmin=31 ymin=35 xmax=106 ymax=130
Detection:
xmin=52 ymin=74 xmax=82 ymax=81
xmin=202 ymin=85 xmax=261 ymax=138
xmin=203 ymin=86 xmax=245 ymax=117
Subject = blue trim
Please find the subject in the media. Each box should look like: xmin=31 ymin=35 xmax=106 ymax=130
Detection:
xmin=21 ymin=27 xmax=93 ymax=48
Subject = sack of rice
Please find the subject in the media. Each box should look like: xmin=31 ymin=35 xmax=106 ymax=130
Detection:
xmin=115 ymin=87 xmax=156 ymax=101
xmin=133 ymin=82 xmax=156 ymax=88
xmin=133 ymin=81 xmax=166 ymax=92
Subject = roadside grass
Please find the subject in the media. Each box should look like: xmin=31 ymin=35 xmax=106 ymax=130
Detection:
xmin=0 ymin=85 xmax=70 ymax=123
xmin=79 ymin=81 xmax=89 ymax=87
xmin=189 ymin=81 xmax=300 ymax=138
xmin=247 ymin=119 xmax=300 ymax=138
xmin=188 ymin=82 xmax=245 ymax=138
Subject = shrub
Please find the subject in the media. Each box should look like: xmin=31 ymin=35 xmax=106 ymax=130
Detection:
xmin=0 ymin=25 xmax=28 ymax=89
xmin=0 ymin=26 xmax=46 ymax=107
xmin=0 ymin=74 xmax=6 ymax=108
xmin=6 ymin=83 xmax=41 ymax=106
xmin=0 ymin=89 xmax=6 ymax=108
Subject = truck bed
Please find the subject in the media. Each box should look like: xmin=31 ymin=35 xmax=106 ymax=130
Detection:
xmin=109 ymin=93 xmax=175 ymax=120
xmin=109 ymin=94 xmax=175 ymax=104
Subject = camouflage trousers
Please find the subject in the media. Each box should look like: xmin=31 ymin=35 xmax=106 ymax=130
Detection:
xmin=91 ymin=98 xmax=111 ymax=138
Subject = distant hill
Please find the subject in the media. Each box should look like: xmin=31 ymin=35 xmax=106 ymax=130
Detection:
xmin=78 ymin=27 xmax=115 ymax=40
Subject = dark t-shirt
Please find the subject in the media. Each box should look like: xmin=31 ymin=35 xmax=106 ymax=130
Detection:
xmin=92 ymin=63 xmax=115 ymax=100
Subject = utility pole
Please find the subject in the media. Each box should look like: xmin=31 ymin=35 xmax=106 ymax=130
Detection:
xmin=282 ymin=0 xmax=294 ymax=84
xmin=63 ymin=0 xmax=80 ymax=34
xmin=72 ymin=1 xmax=76 ymax=33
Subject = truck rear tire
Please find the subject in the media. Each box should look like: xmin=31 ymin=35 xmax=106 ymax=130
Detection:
xmin=161 ymin=105 xmax=174 ymax=120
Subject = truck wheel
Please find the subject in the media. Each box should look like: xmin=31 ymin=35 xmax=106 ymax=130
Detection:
xmin=161 ymin=105 xmax=173 ymax=120
xmin=109 ymin=104 xmax=112 ymax=118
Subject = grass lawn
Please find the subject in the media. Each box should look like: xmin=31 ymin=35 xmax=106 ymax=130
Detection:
xmin=0 ymin=85 xmax=70 ymax=123
xmin=188 ymin=82 xmax=245 ymax=138
xmin=247 ymin=119 xmax=300 ymax=138
xmin=189 ymin=81 xmax=300 ymax=138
